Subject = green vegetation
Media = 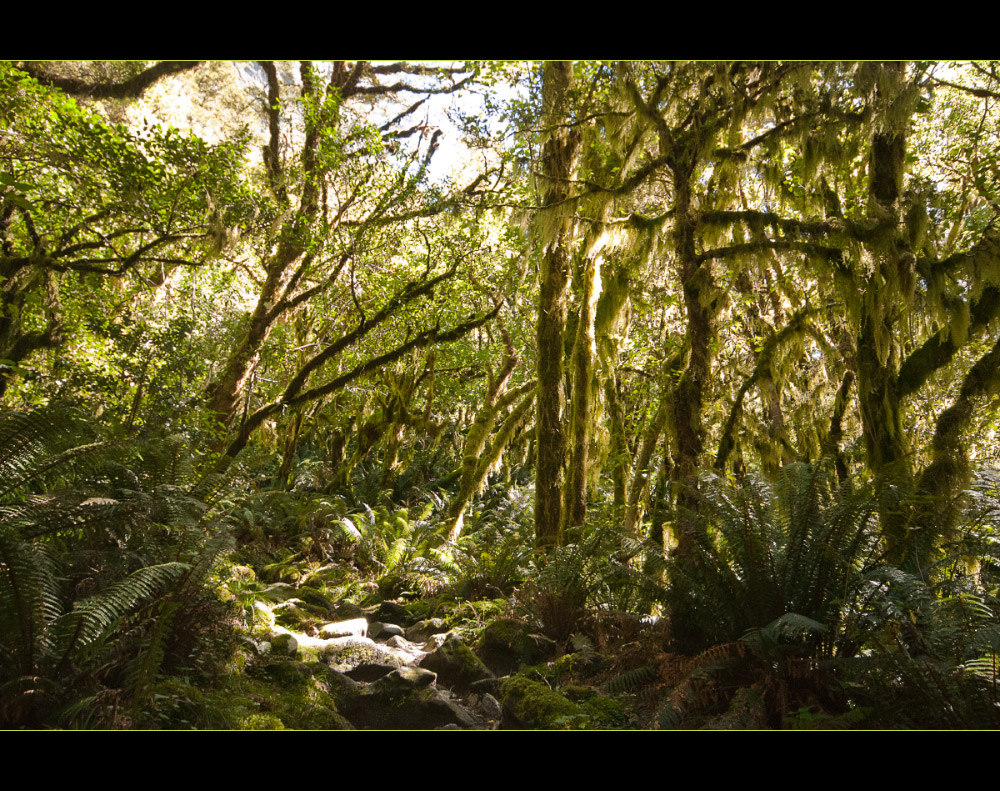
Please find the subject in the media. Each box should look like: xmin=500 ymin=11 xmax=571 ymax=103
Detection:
xmin=3 ymin=60 xmax=1000 ymax=729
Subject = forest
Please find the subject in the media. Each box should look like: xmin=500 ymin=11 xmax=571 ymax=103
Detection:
xmin=2 ymin=60 xmax=1000 ymax=729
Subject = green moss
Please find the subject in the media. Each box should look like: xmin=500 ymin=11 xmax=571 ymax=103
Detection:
xmin=578 ymin=692 xmax=630 ymax=729
xmin=269 ymin=632 xmax=299 ymax=658
xmin=499 ymin=675 xmax=583 ymax=729
xmin=297 ymin=587 xmax=337 ymax=613
xmin=403 ymin=600 xmax=432 ymax=621
xmin=242 ymin=713 xmax=287 ymax=730
xmin=453 ymin=640 xmax=487 ymax=676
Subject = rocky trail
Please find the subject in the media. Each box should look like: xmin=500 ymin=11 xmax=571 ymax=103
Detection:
xmin=233 ymin=575 xmax=636 ymax=730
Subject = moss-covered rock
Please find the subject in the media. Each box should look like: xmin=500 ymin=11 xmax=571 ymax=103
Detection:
xmin=255 ymin=658 xmax=312 ymax=689
xmin=563 ymin=685 xmax=631 ymax=728
xmin=270 ymin=631 xmax=299 ymax=658
xmin=374 ymin=600 xmax=414 ymax=626
xmin=420 ymin=636 xmax=495 ymax=692
xmin=402 ymin=600 xmax=432 ymax=623
xmin=356 ymin=668 xmax=475 ymax=730
xmin=307 ymin=662 xmax=362 ymax=710
xmin=272 ymin=600 xmax=313 ymax=629
xmin=227 ymin=661 xmax=354 ymax=730
xmin=296 ymin=586 xmax=337 ymax=614
xmin=479 ymin=619 xmax=557 ymax=675
xmin=499 ymin=675 xmax=584 ymax=729
xmin=242 ymin=713 xmax=287 ymax=730
xmin=405 ymin=617 xmax=448 ymax=643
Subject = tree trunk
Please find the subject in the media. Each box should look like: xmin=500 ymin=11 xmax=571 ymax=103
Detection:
xmin=443 ymin=341 xmax=522 ymax=541
xmin=205 ymin=252 xmax=297 ymax=427
xmin=670 ymin=173 xmax=713 ymax=556
xmin=563 ymin=244 xmax=602 ymax=532
xmin=854 ymin=63 xmax=913 ymax=560
xmin=534 ymin=61 xmax=581 ymax=551
xmin=913 ymin=334 xmax=1000 ymax=563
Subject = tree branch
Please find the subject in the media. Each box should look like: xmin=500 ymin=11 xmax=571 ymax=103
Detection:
xmin=20 ymin=61 xmax=201 ymax=99
xmin=220 ymin=301 xmax=502 ymax=463
xmin=898 ymin=285 xmax=1000 ymax=398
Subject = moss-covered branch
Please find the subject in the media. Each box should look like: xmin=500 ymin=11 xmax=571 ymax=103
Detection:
xmin=911 ymin=332 xmax=1000 ymax=560
xmin=19 ymin=61 xmax=201 ymax=99
xmin=444 ymin=386 xmax=537 ymax=542
xmin=898 ymin=285 xmax=1000 ymax=399
xmin=442 ymin=331 xmax=525 ymax=541
xmin=220 ymin=302 xmax=502 ymax=465
xmin=714 ymin=308 xmax=814 ymax=472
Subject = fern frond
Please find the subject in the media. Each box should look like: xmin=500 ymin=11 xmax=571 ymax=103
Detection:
xmin=51 ymin=562 xmax=190 ymax=671
xmin=127 ymin=600 xmax=181 ymax=705
xmin=605 ymin=664 xmax=659 ymax=694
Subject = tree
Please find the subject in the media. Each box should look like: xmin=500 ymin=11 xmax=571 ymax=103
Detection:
xmin=532 ymin=61 xmax=581 ymax=550
xmin=0 ymin=62 xmax=249 ymax=403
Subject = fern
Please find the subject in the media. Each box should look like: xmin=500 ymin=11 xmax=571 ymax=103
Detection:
xmin=668 ymin=463 xmax=882 ymax=655
xmin=0 ymin=406 xmax=236 ymax=727
xmin=605 ymin=664 xmax=659 ymax=695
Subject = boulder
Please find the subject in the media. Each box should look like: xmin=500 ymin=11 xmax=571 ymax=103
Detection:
xmin=479 ymin=619 xmax=557 ymax=675
xmin=373 ymin=601 xmax=414 ymax=626
xmin=420 ymin=636 xmax=495 ymax=692
xmin=499 ymin=676 xmax=583 ymax=729
xmin=405 ymin=617 xmax=449 ymax=643
xmin=334 ymin=601 xmax=369 ymax=620
xmin=270 ymin=632 xmax=299 ymax=657
xmin=355 ymin=668 xmax=475 ymax=730
xmin=319 ymin=617 xmax=369 ymax=639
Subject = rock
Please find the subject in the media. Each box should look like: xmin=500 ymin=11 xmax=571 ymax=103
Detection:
xmin=229 ymin=564 xmax=256 ymax=582
xmin=307 ymin=662 xmax=362 ymax=719
xmin=300 ymin=564 xmax=343 ymax=588
xmin=425 ymin=631 xmax=455 ymax=650
xmin=420 ymin=636 xmax=495 ymax=692
xmin=253 ymin=601 xmax=275 ymax=632
xmin=390 ymin=666 xmax=438 ymax=688
xmin=499 ymin=675 xmax=583 ymax=729
xmin=263 ymin=582 xmax=299 ymax=602
xmin=345 ymin=663 xmax=398 ymax=682
xmin=272 ymin=600 xmax=312 ymax=628
xmin=319 ymin=617 xmax=369 ymax=639
xmin=374 ymin=601 xmax=414 ymax=626
xmin=334 ymin=601 xmax=369 ymax=620
xmin=321 ymin=636 xmax=416 ymax=674
xmin=480 ymin=693 xmax=502 ymax=722
xmin=320 ymin=636 xmax=378 ymax=668
xmin=405 ymin=617 xmax=448 ymax=643
xmin=479 ymin=619 xmax=558 ymax=675
xmin=356 ymin=668 xmax=475 ymax=730
xmin=470 ymin=677 xmax=503 ymax=696
xmin=296 ymin=587 xmax=337 ymax=614
xmin=369 ymin=622 xmax=405 ymax=639
xmin=270 ymin=632 xmax=299 ymax=657
xmin=256 ymin=659 xmax=312 ymax=688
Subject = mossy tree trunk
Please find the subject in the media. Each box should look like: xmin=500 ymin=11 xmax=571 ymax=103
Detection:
xmin=853 ymin=63 xmax=915 ymax=560
xmin=605 ymin=376 xmax=629 ymax=523
xmin=535 ymin=61 xmax=581 ymax=551
xmin=670 ymin=169 xmax=715 ymax=557
xmin=444 ymin=332 xmax=523 ymax=541
xmin=912 ymin=334 xmax=1000 ymax=562
xmin=563 ymin=224 xmax=609 ymax=533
